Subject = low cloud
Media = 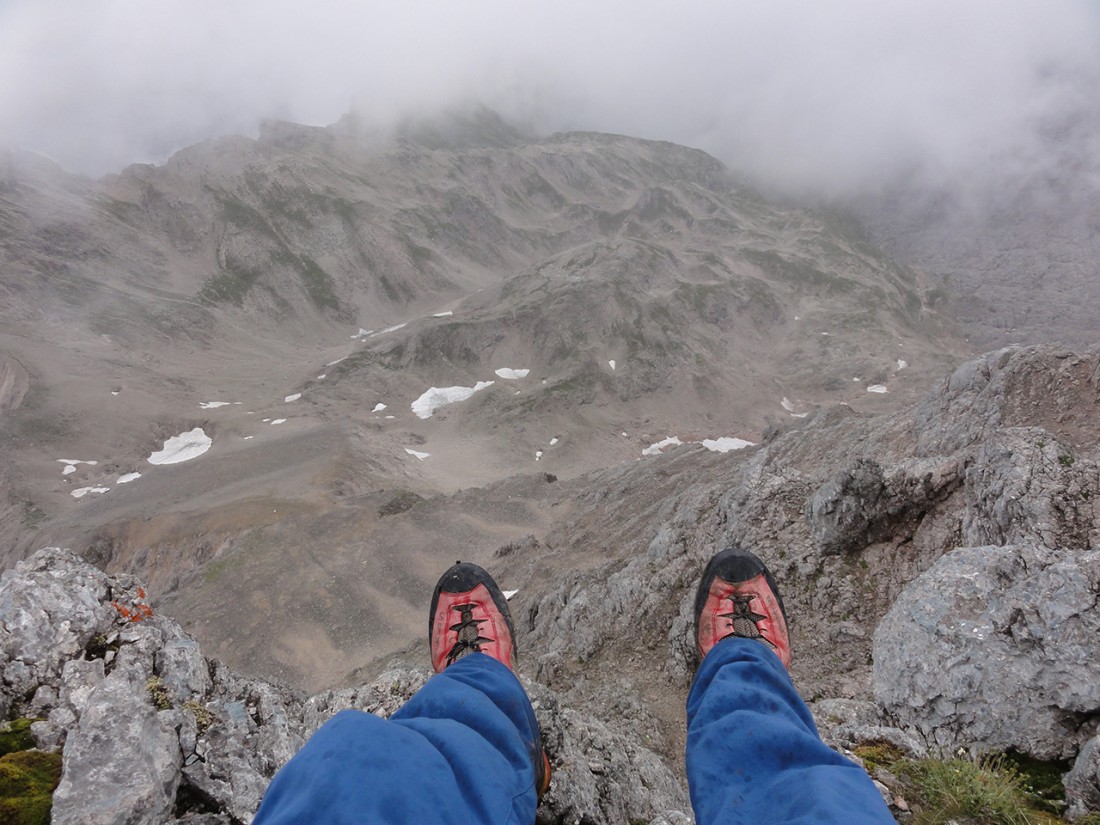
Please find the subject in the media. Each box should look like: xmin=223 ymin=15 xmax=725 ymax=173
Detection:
xmin=1 ymin=0 xmax=1098 ymax=203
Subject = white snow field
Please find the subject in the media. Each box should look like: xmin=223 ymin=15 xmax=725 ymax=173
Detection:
xmin=284 ymin=394 xmax=301 ymax=403
xmin=411 ymin=382 xmax=494 ymax=419
xmin=374 ymin=323 xmax=407 ymax=336
xmin=57 ymin=459 xmax=97 ymax=475
xmin=644 ymin=435 xmax=754 ymax=456
xmin=71 ymin=487 xmax=109 ymax=498
xmin=405 ymin=448 xmax=430 ymax=460
xmin=699 ymin=437 xmax=755 ymax=453
xmin=117 ymin=472 xmax=141 ymax=484
xmin=494 ymin=368 xmax=529 ymax=380
xmin=147 ymin=428 xmax=212 ymax=465
xmin=642 ymin=436 xmax=683 ymax=456
xmin=867 ymin=385 xmax=889 ymax=394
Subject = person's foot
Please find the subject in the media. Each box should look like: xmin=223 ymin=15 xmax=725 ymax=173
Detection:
xmin=694 ymin=547 xmax=791 ymax=668
xmin=428 ymin=561 xmax=552 ymax=797
xmin=429 ymin=561 xmax=517 ymax=673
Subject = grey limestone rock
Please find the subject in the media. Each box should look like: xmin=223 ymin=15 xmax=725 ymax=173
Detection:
xmin=873 ymin=544 xmax=1100 ymax=760
xmin=52 ymin=668 xmax=182 ymax=825
xmin=1065 ymin=734 xmax=1100 ymax=820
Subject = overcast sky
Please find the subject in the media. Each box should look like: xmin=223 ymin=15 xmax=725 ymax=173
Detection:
xmin=1 ymin=0 xmax=1098 ymax=201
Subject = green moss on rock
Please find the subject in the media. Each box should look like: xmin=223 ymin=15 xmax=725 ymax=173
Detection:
xmin=0 ymin=721 xmax=36 ymax=758
xmin=0 ymin=750 xmax=62 ymax=825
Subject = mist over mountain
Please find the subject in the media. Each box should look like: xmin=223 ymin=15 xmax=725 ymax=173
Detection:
xmin=1 ymin=6 xmax=1100 ymax=818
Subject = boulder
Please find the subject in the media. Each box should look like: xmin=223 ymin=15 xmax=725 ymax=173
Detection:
xmin=873 ymin=544 xmax=1100 ymax=759
xmin=1065 ymin=733 xmax=1100 ymax=820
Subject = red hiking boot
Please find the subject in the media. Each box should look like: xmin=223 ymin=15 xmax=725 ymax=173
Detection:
xmin=694 ymin=547 xmax=792 ymax=669
xmin=429 ymin=561 xmax=517 ymax=673
xmin=428 ymin=561 xmax=551 ymax=796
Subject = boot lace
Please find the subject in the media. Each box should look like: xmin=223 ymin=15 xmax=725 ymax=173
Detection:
xmin=720 ymin=593 xmax=771 ymax=645
xmin=446 ymin=603 xmax=494 ymax=666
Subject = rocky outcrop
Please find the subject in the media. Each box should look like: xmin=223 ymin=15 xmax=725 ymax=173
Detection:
xmin=872 ymin=544 xmax=1100 ymax=760
xmin=505 ymin=345 xmax=1100 ymax=818
xmin=1066 ymin=735 xmax=1100 ymax=821
xmin=0 ymin=548 xmax=688 ymax=824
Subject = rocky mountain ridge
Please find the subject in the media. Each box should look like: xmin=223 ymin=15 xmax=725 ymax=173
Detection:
xmin=1 ymin=110 xmax=966 ymax=690
xmin=2 ymin=344 xmax=1099 ymax=823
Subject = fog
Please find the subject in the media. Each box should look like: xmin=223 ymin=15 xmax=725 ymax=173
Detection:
xmin=1 ymin=0 xmax=1098 ymax=202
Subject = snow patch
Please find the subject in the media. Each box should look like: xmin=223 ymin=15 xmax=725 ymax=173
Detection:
xmin=351 ymin=328 xmax=373 ymax=339
xmin=374 ymin=323 xmax=407 ymax=336
xmin=405 ymin=448 xmax=430 ymax=460
xmin=147 ymin=428 xmax=212 ymax=465
xmin=317 ymin=374 xmax=326 ymax=380
xmin=58 ymin=459 xmax=98 ymax=475
xmin=372 ymin=403 xmax=387 ymax=412
xmin=270 ymin=419 xmax=286 ymax=425
xmin=853 ymin=377 xmax=861 ymax=382
xmin=549 ymin=437 xmax=559 ymax=446
xmin=326 ymin=355 xmax=349 ymax=366
xmin=284 ymin=393 xmax=301 ymax=403
xmin=117 ymin=472 xmax=141 ymax=484
xmin=71 ymin=487 xmax=109 ymax=499
xmin=866 ymin=385 xmax=889 ymax=394
xmin=644 ymin=435 xmax=755 ymax=456
xmin=433 ymin=311 xmax=453 ymax=317
xmin=608 ymin=360 xmax=616 ymax=370
xmin=896 ymin=359 xmax=908 ymax=371
xmin=781 ymin=398 xmax=795 ymax=412
xmin=243 ymin=436 xmax=254 ymax=440
xmin=535 ymin=450 xmax=543 ymax=461
xmin=699 ymin=437 xmax=754 ymax=453
xmin=494 ymin=368 xmax=529 ymax=380
xmin=199 ymin=401 xmax=232 ymax=409
xmin=502 ymin=589 xmax=518 ymax=600
xmin=642 ymin=436 xmax=683 ymax=456
xmin=411 ymin=381 xmax=494 ymax=419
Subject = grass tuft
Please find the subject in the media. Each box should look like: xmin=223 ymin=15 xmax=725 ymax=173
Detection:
xmin=900 ymin=754 xmax=1059 ymax=825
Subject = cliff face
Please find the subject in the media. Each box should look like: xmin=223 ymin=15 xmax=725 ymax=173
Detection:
xmin=2 ymin=345 xmax=1099 ymax=823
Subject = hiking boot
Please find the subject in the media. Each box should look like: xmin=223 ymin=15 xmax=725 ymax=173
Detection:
xmin=429 ymin=561 xmax=517 ymax=673
xmin=694 ymin=547 xmax=792 ymax=668
xmin=428 ymin=561 xmax=552 ymax=797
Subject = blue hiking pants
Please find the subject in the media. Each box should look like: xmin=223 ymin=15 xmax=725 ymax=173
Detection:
xmin=254 ymin=642 xmax=893 ymax=824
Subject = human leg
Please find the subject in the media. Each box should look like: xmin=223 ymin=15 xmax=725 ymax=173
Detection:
xmin=687 ymin=547 xmax=893 ymax=825
xmin=253 ymin=654 xmax=541 ymax=825
xmin=686 ymin=638 xmax=893 ymax=825
xmin=254 ymin=561 xmax=547 ymax=825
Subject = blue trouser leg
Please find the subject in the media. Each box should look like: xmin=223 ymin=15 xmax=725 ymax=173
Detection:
xmin=687 ymin=638 xmax=894 ymax=825
xmin=253 ymin=654 xmax=541 ymax=825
